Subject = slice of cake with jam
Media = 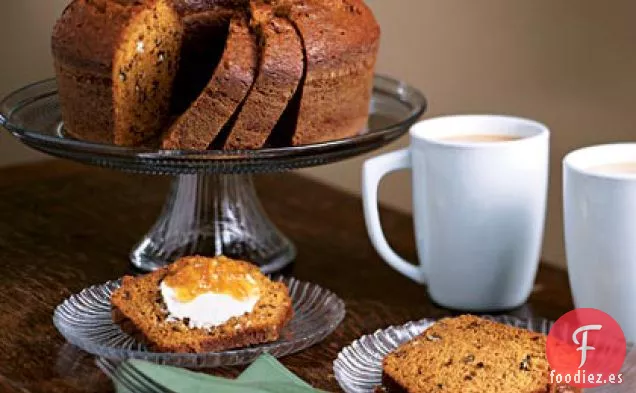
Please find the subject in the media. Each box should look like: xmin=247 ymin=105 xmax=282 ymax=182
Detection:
xmin=111 ymin=255 xmax=293 ymax=353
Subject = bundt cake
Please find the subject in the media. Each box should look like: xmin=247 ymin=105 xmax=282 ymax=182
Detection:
xmin=52 ymin=0 xmax=380 ymax=150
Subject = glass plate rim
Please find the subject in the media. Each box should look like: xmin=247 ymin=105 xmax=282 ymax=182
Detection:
xmin=0 ymin=74 xmax=427 ymax=160
xmin=53 ymin=276 xmax=346 ymax=363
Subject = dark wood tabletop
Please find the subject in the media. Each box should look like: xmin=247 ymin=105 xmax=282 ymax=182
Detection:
xmin=0 ymin=160 xmax=574 ymax=393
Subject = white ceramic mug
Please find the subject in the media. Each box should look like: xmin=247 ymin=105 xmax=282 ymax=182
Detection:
xmin=564 ymin=144 xmax=636 ymax=343
xmin=362 ymin=115 xmax=550 ymax=311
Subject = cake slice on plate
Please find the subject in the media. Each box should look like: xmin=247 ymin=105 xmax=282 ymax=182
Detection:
xmin=111 ymin=255 xmax=292 ymax=353
xmin=381 ymin=315 xmax=580 ymax=393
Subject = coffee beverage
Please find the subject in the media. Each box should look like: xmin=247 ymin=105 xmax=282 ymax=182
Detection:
xmin=564 ymin=144 xmax=636 ymax=342
xmin=363 ymin=115 xmax=549 ymax=311
xmin=442 ymin=134 xmax=522 ymax=143
xmin=589 ymin=162 xmax=636 ymax=174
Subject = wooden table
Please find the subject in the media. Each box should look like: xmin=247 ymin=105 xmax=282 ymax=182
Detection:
xmin=0 ymin=160 xmax=574 ymax=393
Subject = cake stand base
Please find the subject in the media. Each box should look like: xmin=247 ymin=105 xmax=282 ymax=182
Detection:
xmin=130 ymin=173 xmax=296 ymax=272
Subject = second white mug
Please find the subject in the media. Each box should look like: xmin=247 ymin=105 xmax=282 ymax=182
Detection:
xmin=564 ymin=144 xmax=636 ymax=343
xmin=362 ymin=115 xmax=550 ymax=311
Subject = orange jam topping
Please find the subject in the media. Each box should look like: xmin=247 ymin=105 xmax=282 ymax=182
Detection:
xmin=163 ymin=257 xmax=259 ymax=302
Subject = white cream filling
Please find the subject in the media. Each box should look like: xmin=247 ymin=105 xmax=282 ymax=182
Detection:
xmin=160 ymin=281 xmax=260 ymax=330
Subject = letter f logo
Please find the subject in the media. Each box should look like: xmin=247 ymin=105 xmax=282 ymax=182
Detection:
xmin=572 ymin=324 xmax=603 ymax=368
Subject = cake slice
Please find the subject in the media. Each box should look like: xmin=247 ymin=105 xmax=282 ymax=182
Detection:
xmin=168 ymin=4 xmax=237 ymax=116
xmin=111 ymin=256 xmax=293 ymax=353
xmin=220 ymin=0 xmax=303 ymax=150
xmin=381 ymin=315 xmax=580 ymax=393
xmin=52 ymin=0 xmax=184 ymax=146
xmin=161 ymin=14 xmax=257 ymax=150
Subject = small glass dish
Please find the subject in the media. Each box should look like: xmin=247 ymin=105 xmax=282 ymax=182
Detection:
xmin=53 ymin=277 xmax=345 ymax=368
xmin=334 ymin=316 xmax=636 ymax=393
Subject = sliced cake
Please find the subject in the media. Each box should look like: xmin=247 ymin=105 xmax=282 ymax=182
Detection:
xmin=162 ymin=14 xmax=257 ymax=150
xmin=221 ymin=0 xmax=303 ymax=150
xmin=111 ymin=255 xmax=293 ymax=353
xmin=52 ymin=0 xmax=381 ymax=150
xmin=381 ymin=315 xmax=580 ymax=393
xmin=287 ymin=0 xmax=380 ymax=145
xmin=52 ymin=0 xmax=184 ymax=146
xmin=169 ymin=4 xmax=237 ymax=115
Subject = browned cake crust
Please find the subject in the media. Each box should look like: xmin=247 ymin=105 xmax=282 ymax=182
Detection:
xmin=381 ymin=316 xmax=580 ymax=393
xmin=222 ymin=1 xmax=303 ymax=149
xmin=53 ymin=0 xmax=183 ymax=146
xmin=111 ymin=256 xmax=293 ymax=353
xmin=287 ymin=0 xmax=380 ymax=145
xmin=162 ymin=14 xmax=257 ymax=150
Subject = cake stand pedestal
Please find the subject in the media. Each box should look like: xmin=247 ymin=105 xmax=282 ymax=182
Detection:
xmin=0 ymin=75 xmax=426 ymax=272
xmin=131 ymin=173 xmax=295 ymax=272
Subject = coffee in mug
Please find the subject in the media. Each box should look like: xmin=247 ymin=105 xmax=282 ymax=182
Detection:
xmin=362 ymin=115 xmax=550 ymax=311
xmin=441 ymin=134 xmax=522 ymax=143
xmin=564 ymin=144 xmax=636 ymax=342
xmin=588 ymin=162 xmax=636 ymax=175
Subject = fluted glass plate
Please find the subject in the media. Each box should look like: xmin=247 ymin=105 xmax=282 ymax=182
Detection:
xmin=334 ymin=316 xmax=636 ymax=393
xmin=0 ymin=75 xmax=427 ymax=175
xmin=53 ymin=277 xmax=345 ymax=368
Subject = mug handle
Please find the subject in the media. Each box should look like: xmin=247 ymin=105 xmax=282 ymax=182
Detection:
xmin=362 ymin=149 xmax=427 ymax=284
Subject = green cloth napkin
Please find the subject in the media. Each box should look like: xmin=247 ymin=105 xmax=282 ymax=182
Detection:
xmin=113 ymin=354 xmax=325 ymax=393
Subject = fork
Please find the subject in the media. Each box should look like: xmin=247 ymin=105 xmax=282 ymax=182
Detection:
xmin=121 ymin=360 xmax=179 ymax=393
xmin=96 ymin=358 xmax=170 ymax=393
xmin=96 ymin=358 xmax=146 ymax=393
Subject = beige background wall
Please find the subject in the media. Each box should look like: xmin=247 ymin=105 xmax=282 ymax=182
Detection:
xmin=2 ymin=1 xmax=636 ymax=268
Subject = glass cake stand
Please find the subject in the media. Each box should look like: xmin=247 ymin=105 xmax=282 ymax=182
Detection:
xmin=0 ymin=75 xmax=427 ymax=272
